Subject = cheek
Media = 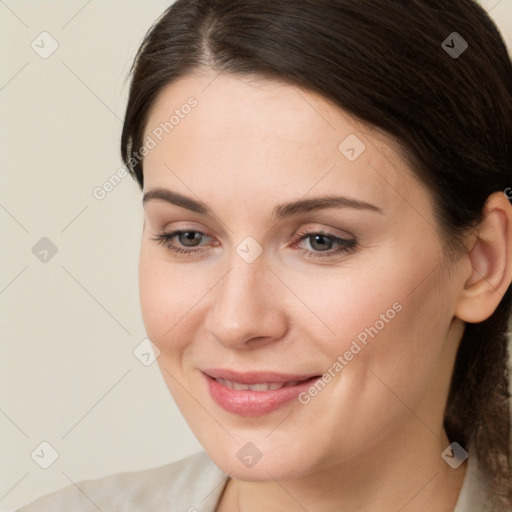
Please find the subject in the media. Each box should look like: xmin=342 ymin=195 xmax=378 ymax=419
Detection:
xmin=329 ymin=255 xmax=452 ymax=413
xmin=283 ymin=260 xmax=452 ymax=461
xmin=288 ymin=245 xmax=452 ymax=396
xmin=138 ymin=245 xmax=208 ymax=351
xmin=274 ymin=258 xmax=404 ymax=346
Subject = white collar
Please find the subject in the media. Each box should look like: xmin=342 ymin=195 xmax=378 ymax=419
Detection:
xmin=453 ymin=450 xmax=493 ymax=512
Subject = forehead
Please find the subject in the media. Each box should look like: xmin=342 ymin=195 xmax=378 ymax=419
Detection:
xmin=142 ymin=73 xmax=429 ymax=219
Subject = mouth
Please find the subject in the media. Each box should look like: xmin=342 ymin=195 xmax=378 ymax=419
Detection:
xmin=213 ymin=378 xmax=304 ymax=391
xmin=202 ymin=369 xmax=321 ymax=417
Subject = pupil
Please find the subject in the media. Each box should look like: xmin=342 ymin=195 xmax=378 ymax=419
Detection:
xmin=311 ymin=235 xmax=332 ymax=251
xmin=179 ymin=232 xmax=201 ymax=246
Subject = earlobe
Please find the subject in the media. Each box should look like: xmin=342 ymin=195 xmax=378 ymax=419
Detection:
xmin=455 ymin=191 xmax=512 ymax=324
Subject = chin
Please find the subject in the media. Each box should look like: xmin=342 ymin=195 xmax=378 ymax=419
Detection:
xmin=202 ymin=439 xmax=319 ymax=482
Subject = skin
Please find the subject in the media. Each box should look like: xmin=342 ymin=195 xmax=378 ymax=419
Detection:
xmin=139 ymin=72 xmax=512 ymax=511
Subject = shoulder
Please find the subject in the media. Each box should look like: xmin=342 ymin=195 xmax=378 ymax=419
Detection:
xmin=16 ymin=451 xmax=228 ymax=512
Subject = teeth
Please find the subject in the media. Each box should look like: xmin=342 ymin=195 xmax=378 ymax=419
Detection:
xmin=216 ymin=378 xmax=301 ymax=391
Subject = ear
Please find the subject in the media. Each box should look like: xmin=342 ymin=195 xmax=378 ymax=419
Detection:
xmin=455 ymin=191 xmax=512 ymax=323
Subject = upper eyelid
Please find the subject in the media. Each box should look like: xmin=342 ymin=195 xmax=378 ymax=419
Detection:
xmin=156 ymin=219 xmax=354 ymax=236
xmin=154 ymin=223 xmax=215 ymax=238
xmin=143 ymin=206 xmax=227 ymax=238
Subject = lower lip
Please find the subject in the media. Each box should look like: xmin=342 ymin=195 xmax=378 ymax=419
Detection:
xmin=204 ymin=374 xmax=320 ymax=417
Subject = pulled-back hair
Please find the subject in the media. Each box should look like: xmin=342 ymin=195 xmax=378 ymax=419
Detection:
xmin=121 ymin=1 xmax=512 ymax=506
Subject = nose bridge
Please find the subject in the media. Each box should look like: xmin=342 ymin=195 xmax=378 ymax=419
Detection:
xmin=223 ymin=260 xmax=259 ymax=306
xmin=205 ymin=255 xmax=286 ymax=347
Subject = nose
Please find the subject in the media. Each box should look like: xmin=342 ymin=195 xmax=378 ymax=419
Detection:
xmin=204 ymin=259 xmax=288 ymax=350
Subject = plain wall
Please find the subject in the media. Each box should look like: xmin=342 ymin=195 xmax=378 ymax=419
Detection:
xmin=1 ymin=1 xmax=511 ymax=510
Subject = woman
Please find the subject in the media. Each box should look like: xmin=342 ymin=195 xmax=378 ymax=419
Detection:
xmin=18 ymin=0 xmax=512 ymax=510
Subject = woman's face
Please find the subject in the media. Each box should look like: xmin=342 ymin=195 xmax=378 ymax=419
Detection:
xmin=139 ymin=73 xmax=467 ymax=480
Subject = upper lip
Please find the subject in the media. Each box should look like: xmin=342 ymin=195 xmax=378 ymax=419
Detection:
xmin=202 ymin=368 xmax=320 ymax=384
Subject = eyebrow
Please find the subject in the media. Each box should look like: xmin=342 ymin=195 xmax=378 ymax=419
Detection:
xmin=142 ymin=187 xmax=383 ymax=219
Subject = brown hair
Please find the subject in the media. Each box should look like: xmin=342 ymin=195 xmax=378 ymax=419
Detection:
xmin=121 ymin=0 xmax=512 ymax=507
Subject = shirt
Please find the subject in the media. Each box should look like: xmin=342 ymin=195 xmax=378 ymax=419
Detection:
xmin=15 ymin=450 xmax=494 ymax=511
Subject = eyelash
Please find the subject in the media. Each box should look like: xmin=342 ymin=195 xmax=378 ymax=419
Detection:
xmin=152 ymin=229 xmax=357 ymax=259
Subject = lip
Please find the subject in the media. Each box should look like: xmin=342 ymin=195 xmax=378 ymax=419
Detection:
xmin=202 ymin=368 xmax=321 ymax=417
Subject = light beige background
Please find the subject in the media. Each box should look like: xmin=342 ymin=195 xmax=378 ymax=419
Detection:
xmin=1 ymin=1 xmax=511 ymax=510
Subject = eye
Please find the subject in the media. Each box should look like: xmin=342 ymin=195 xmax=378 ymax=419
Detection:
xmin=293 ymin=230 xmax=357 ymax=258
xmin=175 ymin=231 xmax=204 ymax=247
xmin=152 ymin=230 xmax=213 ymax=254
xmin=152 ymin=228 xmax=357 ymax=259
